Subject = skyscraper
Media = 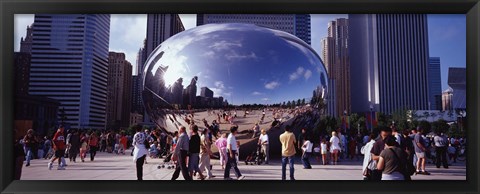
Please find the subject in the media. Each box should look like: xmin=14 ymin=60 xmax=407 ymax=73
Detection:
xmin=442 ymin=88 xmax=453 ymax=111
xmin=107 ymin=52 xmax=133 ymax=128
xmin=145 ymin=14 xmax=185 ymax=60
xmin=29 ymin=14 xmax=110 ymax=130
xmin=321 ymin=18 xmax=350 ymax=117
xmin=14 ymin=52 xmax=31 ymax=96
xmin=428 ymin=57 xmax=442 ymax=110
xmin=447 ymin=67 xmax=466 ymax=110
xmin=349 ymin=14 xmax=430 ymax=114
xmin=20 ymin=25 xmax=33 ymax=53
xmin=196 ymin=14 xmax=311 ymax=45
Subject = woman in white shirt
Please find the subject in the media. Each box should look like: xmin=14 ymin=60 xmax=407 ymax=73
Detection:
xmin=258 ymin=129 xmax=269 ymax=164
xmin=302 ymin=136 xmax=313 ymax=169
xmin=361 ymin=133 xmax=376 ymax=180
xmin=320 ymin=138 xmax=328 ymax=165
xmin=330 ymin=131 xmax=341 ymax=165
xmin=132 ymin=125 xmax=148 ymax=181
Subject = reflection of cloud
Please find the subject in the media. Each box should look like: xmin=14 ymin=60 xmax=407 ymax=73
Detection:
xmin=261 ymin=98 xmax=270 ymax=101
xmin=265 ymin=81 xmax=280 ymax=90
xmin=201 ymin=51 xmax=215 ymax=58
xmin=214 ymin=81 xmax=225 ymax=89
xmin=289 ymin=67 xmax=305 ymax=81
xmin=209 ymin=40 xmax=242 ymax=51
xmin=252 ymin=91 xmax=264 ymax=96
xmin=304 ymin=70 xmax=312 ymax=80
xmin=225 ymin=50 xmax=258 ymax=61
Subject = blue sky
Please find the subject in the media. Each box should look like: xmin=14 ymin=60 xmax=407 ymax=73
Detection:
xmin=14 ymin=14 xmax=466 ymax=92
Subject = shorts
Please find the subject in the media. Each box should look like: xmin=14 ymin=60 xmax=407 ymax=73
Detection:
xmin=55 ymin=149 xmax=65 ymax=158
xmin=321 ymin=150 xmax=327 ymax=155
xmin=416 ymin=152 xmax=425 ymax=159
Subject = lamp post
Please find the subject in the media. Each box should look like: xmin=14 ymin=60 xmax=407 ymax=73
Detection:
xmin=369 ymin=104 xmax=374 ymax=132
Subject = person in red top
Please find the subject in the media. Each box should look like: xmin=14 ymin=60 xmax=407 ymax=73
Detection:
xmin=48 ymin=125 xmax=66 ymax=170
xmin=120 ymin=133 xmax=128 ymax=155
xmin=88 ymin=132 xmax=99 ymax=161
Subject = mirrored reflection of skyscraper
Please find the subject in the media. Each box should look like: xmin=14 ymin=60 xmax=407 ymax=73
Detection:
xmin=196 ymin=14 xmax=311 ymax=45
xmin=349 ymin=14 xmax=430 ymax=114
xmin=141 ymin=14 xmax=184 ymax=123
xmin=28 ymin=14 xmax=110 ymax=130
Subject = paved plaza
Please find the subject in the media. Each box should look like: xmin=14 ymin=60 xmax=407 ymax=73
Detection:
xmin=20 ymin=151 xmax=466 ymax=180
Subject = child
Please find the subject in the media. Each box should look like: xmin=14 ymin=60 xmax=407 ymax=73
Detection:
xmin=149 ymin=141 xmax=159 ymax=158
xmin=119 ymin=134 xmax=127 ymax=155
xmin=447 ymin=143 xmax=456 ymax=163
xmin=80 ymin=135 xmax=88 ymax=162
xmin=321 ymin=138 xmax=328 ymax=165
xmin=313 ymin=144 xmax=321 ymax=162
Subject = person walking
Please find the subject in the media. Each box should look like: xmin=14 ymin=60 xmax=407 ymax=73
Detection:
xmin=377 ymin=135 xmax=409 ymax=180
xmin=301 ymin=135 xmax=313 ymax=169
xmin=329 ymin=131 xmax=341 ymax=165
xmin=224 ymin=125 xmax=245 ymax=180
xmin=79 ymin=133 xmax=88 ymax=162
xmin=23 ymin=129 xmax=37 ymax=167
xmin=258 ymin=129 xmax=269 ymax=164
xmin=199 ymin=128 xmax=214 ymax=179
xmin=279 ymin=125 xmax=296 ymax=180
xmin=172 ymin=126 xmax=193 ymax=180
xmin=67 ymin=129 xmax=80 ymax=163
xmin=132 ymin=125 xmax=148 ymax=180
xmin=48 ymin=126 xmax=67 ymax=170
xmin=215 ymin=133 xmax=228 ymax=169
xmin=433 ymin=131 xmax=449 ymax=169
xmin=88 ymin=132 xmax=99 ymax=161
xmin=188 ymin=125 xmax=206 ymax=180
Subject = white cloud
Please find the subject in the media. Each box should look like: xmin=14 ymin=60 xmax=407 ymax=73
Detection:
xmin=252 ymin=91 xmax=264 ymax=96
xmin=304 ymin=70 xmax=312 ymax=80
xmin=223 ymin=92 xmax=232 ymax=97
xmin=261 ymin=98 xmax=270 ymax=101
xmin=265 ymin=81 xmax=280 ymax=90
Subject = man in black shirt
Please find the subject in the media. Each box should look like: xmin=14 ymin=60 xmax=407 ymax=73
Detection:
xmin=370 ymin=126 xmax=393 ymax=180
xmin=188 ymin=125 xmax=205 ymax=180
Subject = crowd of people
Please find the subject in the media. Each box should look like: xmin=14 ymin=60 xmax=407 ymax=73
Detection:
xmin=14 ymin=107 xmax=466 ymax=181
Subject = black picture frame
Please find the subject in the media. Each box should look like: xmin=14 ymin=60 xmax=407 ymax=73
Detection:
xmin=1 ymin=0 xmax=479 ymax=193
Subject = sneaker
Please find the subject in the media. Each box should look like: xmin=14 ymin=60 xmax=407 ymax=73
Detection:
xmin=48 ymin=162 xmax=53 ymax=170
xmin=57 ymin=166 xmax=66 ymax=170
xmin=423 ymin=171 xmax=431 ymax=175
xmin=237 ymin=175 xmax=245 ymax=180
xmin=26 ymin=163 xmax=30 ymax=167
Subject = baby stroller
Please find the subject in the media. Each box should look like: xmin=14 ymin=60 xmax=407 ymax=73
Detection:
xmin=245 ymin=145 xmax=264 ymax=165
xmin=157 ymin=152 xmax=175 ymax=170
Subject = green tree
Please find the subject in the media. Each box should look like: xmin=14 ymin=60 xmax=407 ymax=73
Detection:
xmin=431 ymin=119 xmax=450 ymax=134
xmin=418 ymin=120 xmax=432 ymax=134
xmin=302 ymin=98 xmax=306 ymax=105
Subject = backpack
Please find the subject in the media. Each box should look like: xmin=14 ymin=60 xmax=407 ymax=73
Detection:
xmin=389 ymin=148 xmax=415 ymax=180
